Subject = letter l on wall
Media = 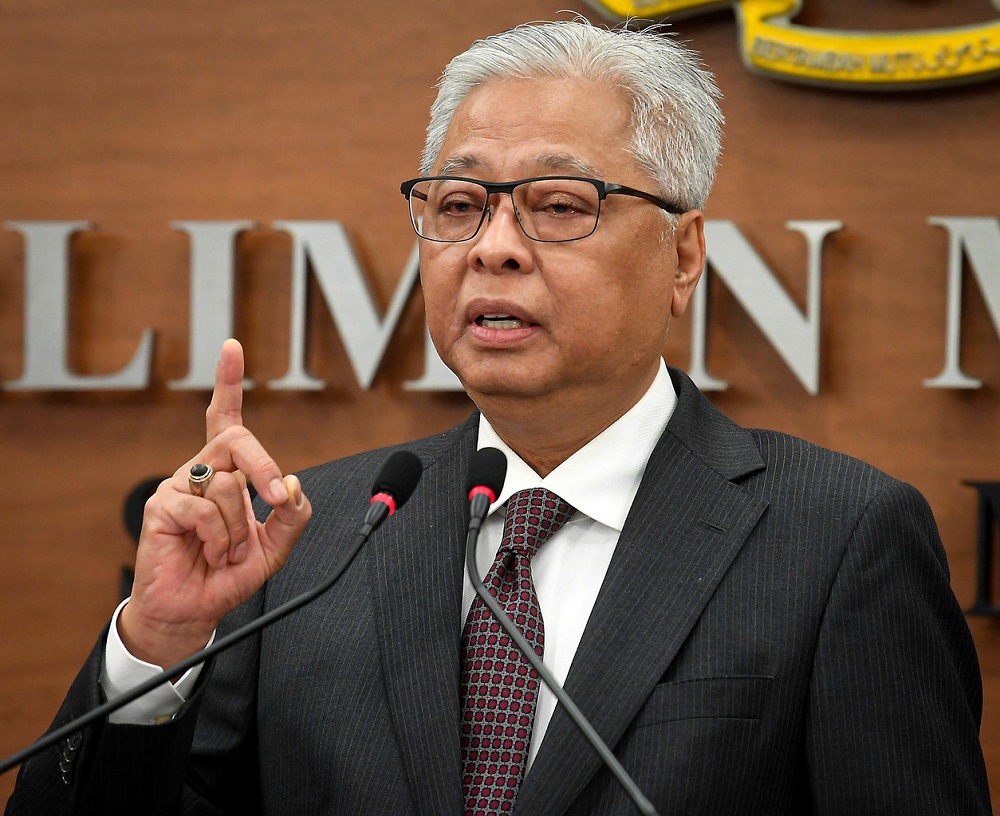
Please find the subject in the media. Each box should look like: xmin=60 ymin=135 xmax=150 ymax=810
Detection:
xmin=3 ymin=221 xmax=153 ymax=390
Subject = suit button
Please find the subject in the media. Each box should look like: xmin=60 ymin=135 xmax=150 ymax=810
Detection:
xmin=58 ymin=732 xmax=83 ymax=785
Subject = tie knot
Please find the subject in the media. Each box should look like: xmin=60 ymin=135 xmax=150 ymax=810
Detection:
xmin=501 ymin=488 xmax=575 ymax=559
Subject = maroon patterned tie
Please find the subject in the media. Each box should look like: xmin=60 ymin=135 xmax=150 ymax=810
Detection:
xmin=460 ymin=488 xmax=576 ymax=815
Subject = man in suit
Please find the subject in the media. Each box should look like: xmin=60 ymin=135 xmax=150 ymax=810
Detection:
xmin=6 ymin=19 xmax=991 ymax=815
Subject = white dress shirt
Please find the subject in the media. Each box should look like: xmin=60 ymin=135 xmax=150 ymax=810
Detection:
xmin=102 ymin=599 xmax=209 ymax=724
xmin=465 ymin=360 xmax=676 ymax=767
xmin=102 ymin=361 xmax=677 ymax=746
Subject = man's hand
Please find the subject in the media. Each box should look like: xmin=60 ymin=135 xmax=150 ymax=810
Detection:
xmin=119 ymin=339 xmax=312 ymax=669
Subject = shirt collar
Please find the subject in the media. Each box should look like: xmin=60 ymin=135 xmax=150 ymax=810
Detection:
xmin=476 ymin=360 xmax=677 ymax=531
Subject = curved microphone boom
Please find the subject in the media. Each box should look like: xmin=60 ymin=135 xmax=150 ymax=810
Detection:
xmin=0 ymin=450 xmax=423 ymax=777
xmin=463 ymin=448 xmax=659 ymax=816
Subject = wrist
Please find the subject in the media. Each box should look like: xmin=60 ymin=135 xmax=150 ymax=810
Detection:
xmin=118 ymin=601 xmax=216 ymax=669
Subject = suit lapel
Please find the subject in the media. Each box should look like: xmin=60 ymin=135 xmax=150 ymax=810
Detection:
xmin=515 ymin=371 xmax=768 ymax=816
xmin=367 ymin=419 xmax=477 ymax=816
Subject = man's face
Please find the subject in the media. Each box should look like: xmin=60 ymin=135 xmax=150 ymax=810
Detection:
xmin=419 ymin=76 xmax=705 ymax=423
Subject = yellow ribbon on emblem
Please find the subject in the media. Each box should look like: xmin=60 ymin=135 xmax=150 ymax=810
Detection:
xmin=586 ymin=0 xmax=1000 ymax=89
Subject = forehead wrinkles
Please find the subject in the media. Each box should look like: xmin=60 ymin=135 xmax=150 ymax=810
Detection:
xmin=433 ymin=77 xmax=638 ymax=178
xmin=437 ymin=152 xmax=602 ymax=179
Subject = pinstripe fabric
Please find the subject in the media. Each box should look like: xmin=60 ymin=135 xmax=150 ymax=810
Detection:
xmin=5 ymin=369 xmax=990 ymax=815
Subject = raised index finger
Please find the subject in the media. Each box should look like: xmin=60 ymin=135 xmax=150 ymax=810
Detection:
xmin=206 ymin=338 xmax=245 ymax=442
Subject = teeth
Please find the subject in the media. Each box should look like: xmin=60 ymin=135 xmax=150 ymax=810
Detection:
xmin=478 ymin=314 xmax=526 ymax=329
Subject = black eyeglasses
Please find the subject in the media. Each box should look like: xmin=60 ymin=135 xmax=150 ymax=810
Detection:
xmin=400 ymin=175 xmax=686 ymax=243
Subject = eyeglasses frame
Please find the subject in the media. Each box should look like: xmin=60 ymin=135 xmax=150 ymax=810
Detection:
xmin=399 ymin=175 xmax=687 ymax=243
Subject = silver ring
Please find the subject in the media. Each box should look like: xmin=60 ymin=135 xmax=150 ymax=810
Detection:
xmin=188 ymin=464 xmax=215 ymax=498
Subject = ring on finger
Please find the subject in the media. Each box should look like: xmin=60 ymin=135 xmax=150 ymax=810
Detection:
xmin=188 ymin=464 xmax=215 ymax=498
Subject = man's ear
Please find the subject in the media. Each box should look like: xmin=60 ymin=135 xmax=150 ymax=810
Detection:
xmin=670 ymin=210 xmax=706 ymax=318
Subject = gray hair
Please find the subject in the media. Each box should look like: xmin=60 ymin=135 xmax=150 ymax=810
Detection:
xmin=420 ymin=19 xmax=724 ymax=212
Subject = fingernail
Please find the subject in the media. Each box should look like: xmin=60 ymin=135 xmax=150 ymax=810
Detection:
xmin=270 ymin=478 xmax=288 ymax=504
xmin=232 ymin=541 xmax=247 ymax=563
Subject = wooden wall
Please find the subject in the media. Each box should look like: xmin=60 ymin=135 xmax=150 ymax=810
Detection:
xmin=1 ymin=0 xmax=998 ymax=806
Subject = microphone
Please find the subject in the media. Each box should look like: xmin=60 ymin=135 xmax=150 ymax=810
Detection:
xmin=366 ymin=448 xmax=424 ymax=533
xmin=0 ymin=450 xmax=423 ymax=777
xmin=463 ymin=448 xmax=659 ymax=816
xmin=465 ymin=445 xmax=507 ymax=530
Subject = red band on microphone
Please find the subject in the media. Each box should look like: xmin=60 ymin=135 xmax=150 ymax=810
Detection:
xmin=371 ymin=492 xmax=397 ymax=516
xmin=468 ymin=485 xmax=497 ymax=504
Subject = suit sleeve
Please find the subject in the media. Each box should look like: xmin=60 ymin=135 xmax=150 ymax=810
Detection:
xmin=4 ymin=594 xmax=265 ymax=816
xmin=4 ymin=624 xmax=206 ymax=816
xmin=805 ymin=479 xmax=991 ymax=814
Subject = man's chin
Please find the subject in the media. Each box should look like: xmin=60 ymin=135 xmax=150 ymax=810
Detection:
xmin=446 ymin=348 xmax=572 ymax=408
xmin=461 ymin=374 xmax=553 ymax=405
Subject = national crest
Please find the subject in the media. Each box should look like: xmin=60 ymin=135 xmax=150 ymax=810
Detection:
xmin=583 ymin=0 xmax=1000 ymax=89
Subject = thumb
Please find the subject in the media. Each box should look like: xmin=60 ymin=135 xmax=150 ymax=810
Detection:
xmin=260 ymin=475 xmax=311 ymax=571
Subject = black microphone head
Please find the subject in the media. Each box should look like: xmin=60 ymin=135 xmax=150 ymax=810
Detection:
xmin=466 ymin=447 xmax=507 ymax=500
xmin=371 ymin=450 xmax=423 ymax=510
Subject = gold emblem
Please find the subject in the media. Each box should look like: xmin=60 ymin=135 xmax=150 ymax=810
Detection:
xmin=585 ymin=0 xmax=1000 ymax=88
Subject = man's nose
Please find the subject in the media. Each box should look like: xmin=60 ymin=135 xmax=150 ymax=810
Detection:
xmin=467 ymin=195 xmax=534 ymax=273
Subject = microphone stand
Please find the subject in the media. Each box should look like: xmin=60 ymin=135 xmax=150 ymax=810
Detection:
xmin=464 ymin=508 xmax=660 ymax=816
xmin=0 ymin=501 xmax=392 ymax=776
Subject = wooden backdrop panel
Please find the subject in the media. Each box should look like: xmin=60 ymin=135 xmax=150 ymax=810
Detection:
xmin=1 ymin=0 xmax=998 ymax=806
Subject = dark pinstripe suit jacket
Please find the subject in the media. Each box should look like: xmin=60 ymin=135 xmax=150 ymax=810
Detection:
xmin=6 ymin=368 xmax=991 ymax=815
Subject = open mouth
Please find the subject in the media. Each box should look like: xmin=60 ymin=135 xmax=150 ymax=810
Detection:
xmin=475 ymin=314 xmax=529 ymax=330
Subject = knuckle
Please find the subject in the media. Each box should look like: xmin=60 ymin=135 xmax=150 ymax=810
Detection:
xmin=207 ymin=469 xmax=238 ymax=496
xmin=147 ymin=478 xmax=173 ymax=506
xmin=232 ymin=516 xmax=250 ymax=539
xmin=226 ymin=500 xmax=250 ymax=528
xmin=214 ymin=425 xmax=240 ymax=444
xmin=218 ymin=424 xmax=254 ymax=450
xmin=251 ymin=451 xmax=278 ymax=475
xmin=198 ymin=505 xmax=231 ymax=545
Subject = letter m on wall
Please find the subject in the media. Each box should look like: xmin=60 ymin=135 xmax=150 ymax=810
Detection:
xmin=924 ymin=218 xmax=1000 ymax=389
xmin=688 ymin=220 xmax=842 ymax=394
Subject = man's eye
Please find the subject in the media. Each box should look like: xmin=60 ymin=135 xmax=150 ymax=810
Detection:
xmin=536 ymin=195 xmax=591 ymax=217
xmin=548 ymin=200 xmax=580 ymax=215
xmin=438 ymin=197 xmax=481 ymax=216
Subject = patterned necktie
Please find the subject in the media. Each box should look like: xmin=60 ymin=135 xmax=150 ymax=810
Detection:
xmin=460 ymin=488 xmax=576 ymax=815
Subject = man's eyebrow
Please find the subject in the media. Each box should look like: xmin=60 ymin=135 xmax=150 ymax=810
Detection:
xmin=536 ymin=153 xmax=600 ymax=177
xmin=438 ymin=156 xmax=484 ymax=175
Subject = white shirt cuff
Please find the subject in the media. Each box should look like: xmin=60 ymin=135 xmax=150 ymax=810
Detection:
xmin=100 ymin=598 xmax=214 ymax=725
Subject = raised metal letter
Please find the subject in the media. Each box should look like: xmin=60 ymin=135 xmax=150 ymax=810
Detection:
xmin=169 ymin=221 xmax=254 ymax=390
xmin=689 ymin=220 xmax=842 ymax=393
xmin=268 ymin=222 xmax=460 ymax=390
xmin=3 ymin=221 xmax=153 ymax=390
xmin=924 ymin=217 xmax=1000 ymax=389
